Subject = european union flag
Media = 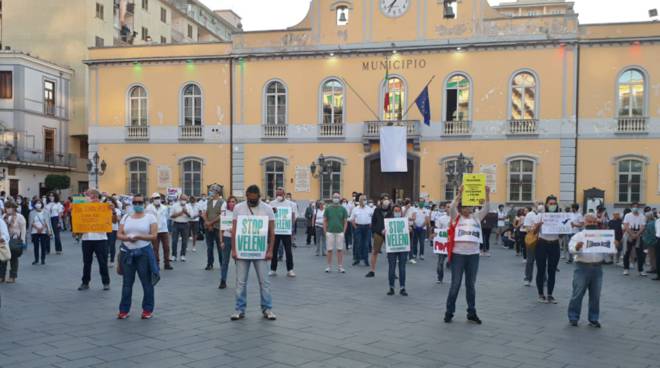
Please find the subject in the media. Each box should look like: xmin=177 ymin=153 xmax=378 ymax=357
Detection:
xmin=415 ymin=86 xmax=431 ymax=126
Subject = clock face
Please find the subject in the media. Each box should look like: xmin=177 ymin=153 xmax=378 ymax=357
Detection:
xmin=380 ymin=0 xmax=410 ymax=18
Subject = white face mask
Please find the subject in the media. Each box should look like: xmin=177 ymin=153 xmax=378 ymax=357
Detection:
xmin=332 ymin=197 xmax=340 ymax=204
xmin=180 ymin=200 xmax=187 ymax=205
xmin=35 ymin=203 xmax=43 ymax=210
xmin=153 ymin=199 xmax=161 ymax=206
xmin=276 ymin=196 xmax=284 ymax=202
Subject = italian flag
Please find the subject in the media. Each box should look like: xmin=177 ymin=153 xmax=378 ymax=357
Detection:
xmin=384 ymin=68 xmax=390 ymax=113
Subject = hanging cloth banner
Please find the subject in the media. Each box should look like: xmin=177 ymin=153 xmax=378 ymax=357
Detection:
xmin=380 ymin=126 xmax=408 ymax=172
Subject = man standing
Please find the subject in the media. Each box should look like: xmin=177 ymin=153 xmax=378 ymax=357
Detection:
xmin=410 ymin=198 xmax=430 ymax=261
xmin=77 ymin=189 xmax=111 ymax=291
xmin=522 ymin=203 xmax=543 ymax=286
xmin=366 ymin=194 xmax=393 ymax=277
xmin=304 ymin=202 xmax=316 ymax=246
xmin=170 ymin=194 xmax=192 ymax=262
xmin=497 ymin=205 xmax=508 ymax=248
xmin=351 ymin=195 xmax=373 ymax=267
xmin=623 ymin=202 xmax=646 ymax=276
xmin=269 ymin=187 xmax=297 ymax=277
xmin=324 ymin=192 xmax=348 ymax=273
xmin=146 ymin=193 xmax=173 ymax=270
xmin=231 ymin=185 xmax=276 ymax=321
xmin=202 ymin=184 xmax=224 ymax=270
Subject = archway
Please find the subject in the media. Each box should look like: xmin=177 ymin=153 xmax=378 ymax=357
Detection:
xmin=363 ymin=152 xmax=420 ymax=202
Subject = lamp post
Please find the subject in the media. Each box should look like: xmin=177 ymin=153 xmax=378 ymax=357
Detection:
xmin=445 ymin=153 xmax=473 ymax=198
xmin=86 ymin=152 xmax=107 ymax=190
xmin=310 ymin=154 xmax=333 ymax=199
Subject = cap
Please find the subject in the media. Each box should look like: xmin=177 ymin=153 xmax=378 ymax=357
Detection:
xmin=151 ymin=192 xmax=161 ymax=199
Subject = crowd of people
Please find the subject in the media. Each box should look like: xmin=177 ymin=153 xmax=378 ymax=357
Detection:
xmin=0 ymin=185 xmax=658 ymax=327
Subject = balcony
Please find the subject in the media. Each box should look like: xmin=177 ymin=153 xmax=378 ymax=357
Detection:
xmin=125 ymin=125 xmax=149 ymax=140
xmin=0 ymin=146 xmax=77 ymax=169
xmin=508 ymin=119 xmax=539 ymax=135
xmin=262 ymin=124 xmax=288 ymax=138
xmin=44 ymin=101 xmax=55 ymax=117
xmin=318 ymin=123 xmax=344 ymax=138
xmin=616 ymin=117 xmax=648 ymax=134
xmin=362 ymin=120 xmax=421 ymax=152
xmin=179 ymin=125 xmax=203 ymax=140
xmin=443 ymin=120 xmax=472 ymax=136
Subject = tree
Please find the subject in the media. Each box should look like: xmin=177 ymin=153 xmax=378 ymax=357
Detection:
xmin=45 ymin=174 xmax=71 ymax=191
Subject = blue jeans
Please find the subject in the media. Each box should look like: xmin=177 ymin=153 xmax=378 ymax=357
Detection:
xmin=388 ymin=252 xmax=407 ymax=288
xmin=220 ymin=236 xmax=232 ymax=282
xmin=171 ymin=222 xmax=189 ymax=257
xmin=354 ymin=225 xmax=371 ymax=264
xmin=119 ymin=246 xmax=155 ymax=313
xmin=106 ymin=230 xmax=117 ymax=263
xmin=445 ymin=254 xmax=480 ymax=316
xmin=567 ymin=263 xmax=603 ymax=322
xmin=411 ymin=227 xmax=426 ymax=258
xmin=206 ymin=228 xmax=221 ymax=267
xmin=32 ymin=234 xmax=49 ymax=263
xmin=437 ymin=254 xmax=447 ymax=282
xmin=234 ymin=259 xmax=272 ymax=313
xmin=50 ymin=217 xmax=62 ymax=252
xmin=344 ymin=224 xmax=353 ymax=248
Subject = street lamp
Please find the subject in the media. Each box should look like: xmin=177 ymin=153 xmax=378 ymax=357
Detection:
xmin=310 ymin=154 xmax=331 ymax=178
xmin=445 ymin=153 xmax=473 ymax=197
xmin=87 ymin=152 xmax=107 ymax=189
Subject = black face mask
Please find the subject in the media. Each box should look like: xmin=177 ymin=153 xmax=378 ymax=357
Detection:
xmin=248 ymin=198 xmax=260 ymax=207
xmin=585 ymin=225 xmax=598 ymax=230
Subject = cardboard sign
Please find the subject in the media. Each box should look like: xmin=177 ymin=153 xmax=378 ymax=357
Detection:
xmin=384 ymin=218 xmax=411 ymax=253
xmin=541 ymin=213 xmax=573 ymax=235
xmin=167 ymin=187 xmax=182 ymax=201
xmin=454 ymin=218 xmax=483 ymax=244
xmin=220 ymin=210 xmax=233 ymax=231
xmin=274 ymin=206 xmax=292 ymax=235
xmin=433 ymin=228 xmax=449 ymax=254
xmin=72 ymin=195 xmax=87 ymax=204
xmin=235 ymin=215 xmax=269 ymax=259
xmin=72 ymin=203 xmax=112 ymax=233
xmin=462 ymin=174 xmax=486 ymax=206
xmin=580 ymin=230 xmax=617 ymax=254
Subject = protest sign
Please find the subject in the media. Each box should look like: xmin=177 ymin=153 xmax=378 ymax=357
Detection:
xmin=235 ymin=215 xmax=269 ymax=259
xmin=274 ymin=207 xmax=292 ymax=235
xmin=220 ymin=210 xmax=233 ymax=231
xmin=433 ymin=228 xmax=449 ymax=255
xmin=581 ymin=230 xmax=617 ymax=254
xmin=541 ymin=213 xmax=573 ymax=235
xmin=384 ymin=218 xmax=411 ymax=253
xmin=462 ymin=174 xmax=486 ymax=206
xmin=72 ymin=195 xmax=87 ymax=204
xmin=167 ymin=187 xmax=182 ymax=201
xmin=72 ymin=203 xmax=112 ymax=233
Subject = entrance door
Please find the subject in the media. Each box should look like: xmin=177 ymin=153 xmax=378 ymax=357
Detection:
xmin=364 ymin=153 xmax=419 ymax=202
xmin=9 ymin=179 xmax=18 ymax=197
xmin=44 ymin=128 xmax=55 ymax=163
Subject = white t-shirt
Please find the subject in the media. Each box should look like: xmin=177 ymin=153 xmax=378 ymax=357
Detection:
xmin=623 ymin=213 xmax=645 ymax=231
xmin=412 ymin=207 xmax=428 ymax=228
xmin=232 ymin=201 xmax=275 ymax=221
xmin=523 ymin=211 xmax=538 ymax=232
xmin=350 ymin=206 xmax=373 ymax=225
xmin=120 ymin=214 xmax=157 ymax=250
xmin=46 ymin=202 xmax=64 ymax=218
xmin=453 ymin=216 xmax=483 ymax=255
xmin=111 ymin=208 xmax=122 ymax=231
xmin=314 ymin=208 xmax=325 ymax=227
xmin=497 ymin=209 xmax=507 ymax=227
xmin=170 ymin=202 xmax=192 ymax=223
xmin=571 ymin=212 xmax=584 ymax=234
xmin=269 ymin=199 xmax=298 ymax=218
xmin=189 ymin=203 xmax=200 ymax=221
xmin=146 ymin=204 xmax=169 ymax=233
xmin=220 ymin=202 xmax=234 ymax=238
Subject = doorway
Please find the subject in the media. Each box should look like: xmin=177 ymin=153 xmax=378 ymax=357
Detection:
xmin=363 ymin=152 xmax=419 ymax=202
xmin=9 ymin=179 xmax=18 ymax=197
xmin=44 ymin=128 xmax=55 ymax=163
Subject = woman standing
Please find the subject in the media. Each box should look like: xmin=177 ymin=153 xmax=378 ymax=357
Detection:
xmin=117 ymin=194 xmax=158 ymax=320
xmin=45 ymin=193 xmax=64 ymax=255
xmin=189 ymin=196 xmax=200 ymax=253
xmin=0 ymin=201 xmax=26 ymax=283
xmin=533 ymin=195 xmax=561 ymax=304
xmin=386 ymin=205 xmax=408 ymax=296
xmin=28 ymin=199 xmax=52 ymax=265
xmin=513 ymin=208 xmax=526 ymax=257
xmin=314 ymin=201 xmax=326 ymax=257
xmin=106 ymin=198 xmax=121 ymax=267
xmin=218 ymin=196 xmax=237 ymax=289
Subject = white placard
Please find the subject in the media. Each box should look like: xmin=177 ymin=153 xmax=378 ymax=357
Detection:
xmin=220 ymin=210 xmax=233 ymax=231
xmin=433 ymin=227 xmax=449 ymax=254
xmin=541 ymin=213 xmax=573 ymax=234
xmin=274 ymin=206 xmax=293 ymax=235
xmin=384 ymin=218 xmax=411 ymax=253
xmin=157 ymin=166 xmax=172 ymax=188
xmin=235 ymin=215 xmax=269 ymax=260
xmin=479 ymin=164 xmax=497 ymax=193
xmin=580 ymin=230 xmax=617 ymax=254
xmin=295 ymin=166 xmax=310 ymax=193
xmin=380 ymin=126 xmax=408 ymax=172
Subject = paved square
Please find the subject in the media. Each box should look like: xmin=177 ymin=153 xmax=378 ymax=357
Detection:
xmin=1 ymin=233 xmax=659 ymax=368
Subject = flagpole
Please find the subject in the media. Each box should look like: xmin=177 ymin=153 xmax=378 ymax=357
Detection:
xmin=402 ymin=75 xmax=436 ymax=120
xmin=343 ymin=78 xmax=381 ymax=121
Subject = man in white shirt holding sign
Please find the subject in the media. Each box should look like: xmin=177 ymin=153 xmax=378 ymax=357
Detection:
xmin=622 ymin=202 xmax=646 ymax=276
xmin=231 ymin=185 xmax=276 ymax=321
xmin=268 ymin=187 xmax=297 ymax=277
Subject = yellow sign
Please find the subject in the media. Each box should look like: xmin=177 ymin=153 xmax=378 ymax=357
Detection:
xmin=462 ymin=174 xmax=486 ymax=206
xmin=72 ymin=203 xmax=112 ymax=233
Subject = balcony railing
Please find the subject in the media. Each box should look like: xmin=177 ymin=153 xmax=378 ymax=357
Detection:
xmin=362 ymin=120 xmax=420 ymax=138
xmin=0 ymin=146 xmax=77 ymax=168
xmin=443 ymin=120 xmax=472 ymax=136
xmin=262 ymin=124 xmax=288 ymax=138
xmin=125 ymin=125 xmax=149 ymax=140
xmin=616 ymin=117 xmax=648 ymax=134
xmin=179 ymin=125 xmax=203 ymax=140
xmin=319 ymin=123 xmax=345 ymax=137
xmin=508 ymin=119 xmax=538 ymax=135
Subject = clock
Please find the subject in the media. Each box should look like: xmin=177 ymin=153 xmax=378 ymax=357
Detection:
xmin=380 ymin=0 xmax=410 ymax=18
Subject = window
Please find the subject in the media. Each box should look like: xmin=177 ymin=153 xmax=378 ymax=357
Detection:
xmin=141 ymin=27 xmax=149 ymax=41
xmin=181 ymin=159 xmax=202 ymax=197
xmin=508 ymin=159 xmax=535 ymax=203
xmin=265 ymin=81 xmax=286 ymax=125
xmin=443 ymin=158 xmax=474 ymax=201
xmin=79 ymin=137 xmax=89 ymax=159
xmin=264 ymin=159 xmax=285 ymax=199
xmin=127 ymin=159 xmax=148 ymax=195
xmin=187 ymin=24 xmax=193 ymax=38
xmin=511 ymin=72 xmax=537 ymax=119
xmin=160 ymin=7 xmax=167 ymax=23
xmin=128 ymin=86 xmax=148 ymax=126
xmin=336 ymin=6 xmax=349 ymax=25
xmin=182 ymin=84 xmax=202 ymax=126
xmin=0 ymin=71 xmax=12 ymax=99
xmin=528 ymin=11 xmax=538 ymax=16
xmin=383 ymin=77 xmax=405 ymax=121
xmin=321 ymin=160 xmax=342 ymax=200
xmin=160 ymin=36 xmax=167 ymax=44
xmin=321 ymin=79 xmax=344 ymax=125
xmin=618 ymin=69 xmax=645 ymax=117
xmin=44 ymin=80 xmax=55 ymax=116
xmin=445 ymin=74 xmax=469 ymax=122
xmin=142 ymin=0 xmax=148 ymax=11
xmin=617 ymin=159 xmax=643 ymax=203
xmin=95 ymin=3 xmax=104 ymax=19
xmin=95 ymin=36 xmax=105 ymax=47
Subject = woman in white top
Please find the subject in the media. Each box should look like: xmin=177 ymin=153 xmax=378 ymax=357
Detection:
xmin=45 ymin=192 xmax=64 ymax=254
xmin=314 ymin=201 xmax=326 ymax=256
xmin=117 ymin=194 xmax=158 ymax=320
xmin=444 ymin=185 xmax=490 ymax=325
xmin=28 ymin=199 xmax=52 ymax=265
xmin=532 ymin=195 xmax=562 ymax=304
xmin=189 ymin=196 xmax=200 ymax=252
xmin=1 ymin=201 xmax=26 ymax=283
xmin=218 ymin=196 xmax=237 ymax=289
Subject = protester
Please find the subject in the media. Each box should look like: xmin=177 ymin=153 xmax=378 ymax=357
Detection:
xmin=170 ymin=194 xmax=192 ymax=262
xmin=434 ymin=202 xmax=451 ymax=283
xmin=622 ymin=202 xmax=646 ymax=276
xmin=304 ymin=201 xmax=316 ymax=246
xmin=117 ymin=194 xmax=158 ymax=320
xmin=496 ymin=205 xmax=508 ymax=247
xmin=641 ymin=213 xmax=657 ymax=274
xmin=146 ymin=193 xmax=172 ymax=270
xmin=29 ymin=198 xmax=52 ymax=266
xmin=313 ymin=201 xmax=326 ymax=257
xmin=202 ymin=185 xmax=224 ymax=271
xmin=324 ymin=192 xmax=348 ymax=273
xmin=513 ymin=208 xmax=527 ymax=257
xmin=410 ymin=197 xmax=429 ymax=261
xmin=351 ymin=195 xmax=372 ymax=266
xmin=567 ymin=204 xmax=585 ymax=264
xmin=608 ymin=212 xmax=624 ymax=265
xmin=230 ymin=185 xmax=276 ymax=321
xmin=218 ymin=196 xmax=237 ymax=289
xmin=533 ymin=195 xmax=561 ymax=304
xmin=387 ymin=204 xmax=408 ymax=296
xmin=480 ymin=211 xmax=496 ymax=257
xmin=45 ymin=193 xmax=64 ymax=255
xmin=366 ymin=194 xmax=392 ymax=278
xmin=342 ymin=198 xmax=354 ymax=251
xmin=189 ymin=196 xmax=200 ymax=253
xmin=106 ymin=198 xmax=121 ymax=267
xmin=269 ymin=187 xmax=297 ymax=277
xmin=77 ymin=189 xmax=111 ymax=291
xmin=0 ymin=201 xmax=25 ymax=283
xmin=523 ymin=204 xmax=542 ymax=286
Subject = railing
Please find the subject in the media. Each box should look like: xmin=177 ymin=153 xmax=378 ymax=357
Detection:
xmin=179 ymin=125 xmax=203 ymax=139
xmin=125 ymin=125 xmax=149 ymax=140
xmin=362 ymin=120 xmax=420 ymax=138
xmin=508 ymin=119 xmax=538 ymax=135
xmin=616 ymin=117 xmax=648 ymax=133
xmin=319 ymin=123 xmax=344 ymax=137
xmin=443 ymin=120 xmax=472 ymax=136
xmin=0 ymin=147 xmax=77 ymax=168
xmin=262 ymin=124 xmax=288 ymax=138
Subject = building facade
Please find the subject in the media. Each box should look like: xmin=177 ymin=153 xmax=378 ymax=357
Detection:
xmin=86 ymin=0 xmax=660 ymax=209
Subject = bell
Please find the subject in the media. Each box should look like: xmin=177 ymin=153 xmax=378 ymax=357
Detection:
xmin=443 ymin=3 xmax=455 ymax=19
xmin=338 ymin=10 xmax=347 ymax=23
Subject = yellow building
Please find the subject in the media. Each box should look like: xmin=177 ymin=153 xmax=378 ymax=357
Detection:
xmin=86 ymin=0 xmax=660 ymax=210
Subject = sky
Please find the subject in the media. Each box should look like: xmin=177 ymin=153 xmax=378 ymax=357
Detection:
xmin=202 ymin=0 xmax=659 ymax=31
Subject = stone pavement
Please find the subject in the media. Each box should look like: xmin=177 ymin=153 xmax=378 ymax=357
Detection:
xmin=1 ymin=232 xmax=659 ymax=368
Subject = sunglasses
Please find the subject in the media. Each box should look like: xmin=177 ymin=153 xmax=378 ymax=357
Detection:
xmin=133 ymin=201 xmax=145 ymax=205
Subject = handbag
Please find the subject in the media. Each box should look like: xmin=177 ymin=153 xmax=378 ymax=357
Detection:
xmin=525 ymin=230 xmax=539 ymax=249
xmin=0 ymin=242 xmax=11 ymax=262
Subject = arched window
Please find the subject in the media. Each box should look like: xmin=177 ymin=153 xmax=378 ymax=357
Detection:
xmin=265 ymin=81 xmax=286 ymax=125
xmin=263 ymin=159 xmax=285 ymax=199
xmin=616 ymin=158 xmax=644 ymax=203
xmin=321 ymin=79 xmax=344 ymax=125
xmin=183 ymin=84 xmax=202 ymax=126
xmin=444 ymin=74 xmax=470 ymax=122
xmin=127 ymin=158 xmax=148 ymax=195
xmin=508 ymin=159 xmax=535 ymax=203
xmin=181 ymin=158 xmax=203 ymax=196
xmin=443 ymin=157 xmax=474 ymax=201
xmin=129 ymin=86 xmax=148 ymax=126
xmin=617 ymin=69 xmax=645 ymax=117
xmin=321 ymin=160 xmax=342 ymax=200
xmin=511 ymin=72 xmax=537 ymax=119
xmin=382 ymin=77 xmax=405 ymax=121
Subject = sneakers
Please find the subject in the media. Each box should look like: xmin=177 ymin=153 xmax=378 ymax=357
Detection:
xmin=419 ymin=255 xmax=424 ymax=261
xmin=262 ymin=309 xmax=277 ymax=320
xmin=387 ymin=288 xmax=395 ymax=296
xmin=205 ymin=265 xmax=213 ymax=271
xmin=640 ymin=271 xmax=648 ymax=277
xmin=164 ymin=264 xmax=173 ymax=270
xmin=588 ymin=320 xmax=601 ymax=328
xmin=171 ymin=256 xmax=177 ymax=262
xmin=117 ymin=312 xmax=129 ymax=320
xmin=365 ymin=271 xmax=375 ymax=278
xmin=192 ymin=247 xmax=197 ymax=252
xmin=230 ymin=312 xmax=245 ymax=321
xmin=78 ymin=283 xmax=90 ymax=291
xmin=103 ymin=284 xmax=111 ymax=291
xmin=483 ymin=252 xmax=491 ymax=257
xmin=537 ymin=295 xmax=547 ymax=303
xmin=218 ymin=280 xmax=227 ymax=289
xmin=408 ymin=259 xmax=417 ymax=264
xmin=338 ymin=267 xmax=345 ymax=274
xmin=467 ymin=314 xmax=482 ymax=324
xmin=287 ymin=271 xmax=296 ymax=277
xmin=524 ymin=280 xmax=531 ymax=287
xmin=546 ymin=296 xmax=557 ymax=304
xmin=141 ymin=311 xmax=153 ymax=319
xmin=6 ymin=278 xmax=15 ymax=284
xmin=400 ymin=289 xmax=408 ymax=296
xmin=570 ymin=320 xmax=578 ymax=327
xmin=444 ymin=313 xmax=453 ymax=323
xmin=325 ymin=267 xmax=331 ymax=273
xmin=268 ymin=270 xmax=277 ymax=276
xmin=180 ymin=256 xmax=186 ymax=262
xmin=436 ymin=279 xmax=443 ymax=284
xmin=623 ymin=269 xmax=630 ymax=276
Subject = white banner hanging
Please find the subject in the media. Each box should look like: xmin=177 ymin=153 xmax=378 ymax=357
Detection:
xmin=379 ymin=126 xmax=407 ymax=172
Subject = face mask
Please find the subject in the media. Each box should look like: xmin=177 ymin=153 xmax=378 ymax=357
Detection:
xmin=276 ymin=196 xmax=284 ymax=201
xmin=208 ymin=191 xmax=216 ymax=197
xmin=632 ymin=208 xmax=639 ymax=214
xmin=537 ymin=205 xmax=545 ymax=213
xmin=393 ymin=212 xmax=402 ymax=218
xmin=17 ymin=199 xmax=22 ymax=204
xmin=35 ymin=203 xmax=42 ymax=210
xmin=548 ymin=205 xmax=558 ymax=212
xmin=133 ymin=205 xmax=145 ymax=213
xmin=180 ymin=200 xmax=187 ymax=205
xmin=49 ymin=196 xmax=55 ymax=201
xmin=311 ymin=203 xmax=316 ymax=208
xmin=248 ymin=198 xmax=259 ymax=207
xmin=382 ymin=200 xmax=391 ymax=208
xmin=341 ymin=201 xmax=347 ymax=205
xmin=227 ymin=203 xmax=235 ymax=211
xmin=418 ymin=202 xmax=425 ymax=207
xmin=153 ymin=199 xmax=161 ymax=206
xmin=332 ymin=198 xmax=340 ymax=204
xmin=585 ymin=225 xmax=598 ymax=230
